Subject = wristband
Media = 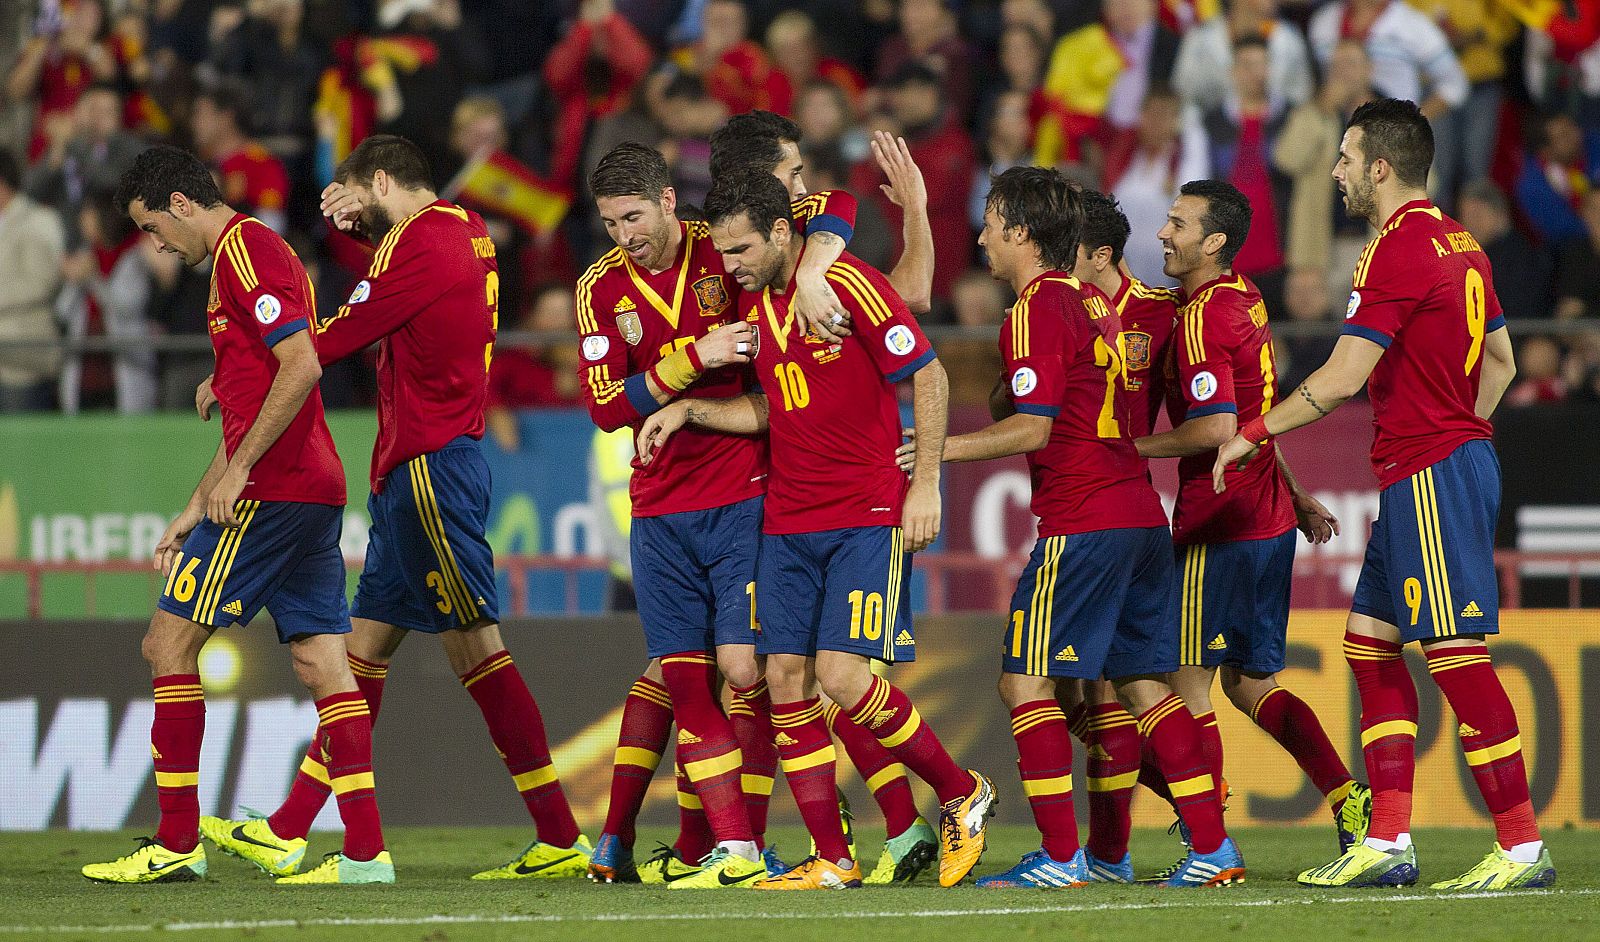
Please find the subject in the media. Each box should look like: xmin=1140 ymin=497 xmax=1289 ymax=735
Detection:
xmin=652 ymin=345 xmax=703 ymax=392
xmin=1240 ymin=416 xmax=1272 ymax=446
xmin=684 ymin=340 xmax=705 ymax=373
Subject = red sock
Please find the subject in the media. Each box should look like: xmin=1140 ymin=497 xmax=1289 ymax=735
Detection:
xmin=1084 ymin=703 xmax=1141 ymax=862
xmin=1062 ymin=700 xmax=1090 ymax=743
xmin=772 ymin=698 xmax=850 ymax=862
xmin=1009 ymin=700 xmax=1079 ymax=861
xmin=270 ymin=653 xmax=388 ymax=840
xmin=316 ymin=691 xmax=384 ymax=860
xmin=461 ymin=651 xmax=579 ymax=848
xmin=846 ymin=676 xmax=972 ymax=805
xmin=1345 ymin=631 xmax=1418 ymax=842
xmin=1425 ymin=643 xmax=1541 ymax=848
xmin=1137 ymin=737 xmax=1175 ymax=808
xmin=602 ymin=676 xmax=671 ymax=848
xmin=662 ymin=653 xmax=752 ymax=844
xmin=1137 ymin=695 xmax=1226 ymax=855
xmin=826 ymin=700 xmax=919 ymax=836
xmin=152 ymin=674 xmax=204 ymax=853
xmin=728 ymin=679 xmax=777 ymax=844
xmin=1249 ymin=686 xmax=1355 ymax=804
xmin=674 ymin=760 xmax=714 ymax=863
xmin=1193 ymin=710 xmax=1226 ymax=806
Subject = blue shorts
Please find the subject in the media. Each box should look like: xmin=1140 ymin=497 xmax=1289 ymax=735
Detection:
xmin=632 ymin=495 xmax=763 ymax=659
xmin=756 ymin=526 xmax=914 ymax=663
xmin=1002 ymin=527 xmax=1177 ymax=680
xmin=350 ymin=437 xmax=500 ymax=633
xmin=157 ymin=500 xmax=349 ymax=644
xmin=1174 ymin=530 xmax=1295 ymax=673
xmin=1352 ymin=439 xmax=1501 ymax=643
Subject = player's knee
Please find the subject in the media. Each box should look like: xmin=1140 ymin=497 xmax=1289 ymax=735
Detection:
xmin=997 ymin=671 xmax=1053 ymax=710
xmin=716 ymin=649 xmax=761 ymax=690
xmin=142 ymin=612 xmax=204 ymax=675
xmin=287 ymin=641 xmax=346 ymax=694
xmin=815 ymin=657 xmax=871 ymax=708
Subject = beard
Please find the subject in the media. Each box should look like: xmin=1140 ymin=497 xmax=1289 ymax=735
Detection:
xmin=353 ymin=203 xmax=396 ymax=244
xmin=1343 ymin=175 xmax=1377 ymax=221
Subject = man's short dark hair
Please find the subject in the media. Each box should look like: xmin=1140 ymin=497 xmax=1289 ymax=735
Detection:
xmin=709 ymin=110 xmax=801 ymax=181
xmin=1178 ymin=179 xmax=1252 ymax=268
xmin=1347 ymin=97 xmax=1433 ymax=188
xmin=115 ymin=145 xmax=224 ymax=213
xmin=985 ymin=165 xmax=1083 ymax=271
xmin=1079 ymin=190 xmax=1132 ymax=265
xmin=590 ymin=141 xmax=671 ymax=201
xmin=336 ymin=133 xmax=434 ymax=191
xmin=0 ymin=149 xmax=19 ymax=192
xmin=703 ymin=168 xmax=794 ymax=238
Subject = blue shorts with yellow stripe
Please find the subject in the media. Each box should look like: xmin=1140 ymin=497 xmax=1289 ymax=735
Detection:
xmin=756 ymin=526 xmax=915 ymax=663
xmin=1351 ymin=439 xmax=1500 ymax=643
xmin=1002 ymin=527 xmax=1177 ymax=680
xmin=1175 ymin=530 xmax=1296 ymax=673
xmin=156 ymin=500 xmax=349 ymax=644
xmin=351 ymin=436 xmax=500 ymax=633
xmin=632 ymin=496 xmax=763 ymax=659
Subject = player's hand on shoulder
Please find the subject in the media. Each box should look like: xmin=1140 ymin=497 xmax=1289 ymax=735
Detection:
xmin=320 ymin=182 xmax=364 ymax=233
xmin=154 ymin=505 xmax=206 ymax=575
xmin=195 ymin=374 xmax=217 ymax=421
xmin=792 ymin=275 xmax=852 ymax=342
xmin=694 ymin=320 xmax=756 ymax=369
xmin=902 ymin=479 xmax=941 ymax=553
xmin=895 ymin=427 xmax=917 ymax=473
xmin=1291 ymin=488 xmax=1340 ymax=545
xmin=637 ymin=400 xmax=689 ymax=465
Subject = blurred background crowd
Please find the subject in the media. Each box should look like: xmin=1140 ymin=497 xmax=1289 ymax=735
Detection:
xmin=1 ymin=0 xmax=1598 ymax=425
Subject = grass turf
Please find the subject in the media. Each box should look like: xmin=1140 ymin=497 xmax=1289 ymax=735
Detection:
xmin=1 ymin=826 xmax=1594 ymax=941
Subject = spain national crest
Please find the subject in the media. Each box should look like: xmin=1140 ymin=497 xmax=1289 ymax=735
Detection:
xmin=691 ymin=275 xmax=729 ymax=317
xmin=616 ymin=311 xmax=643 ymax=345
xmin=1123 ymin=331 xmax=1152 ymax=371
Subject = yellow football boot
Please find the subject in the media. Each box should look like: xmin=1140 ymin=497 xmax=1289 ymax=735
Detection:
xmin=82 ymin=838 xmax=206 ymax=884
xmin=471 ymin=834 xmax=592 ymax=880
xmin=275 ymin=851 xmax=394 ymax=885
xmin=200 ymin=815 xmax=306 ymax=876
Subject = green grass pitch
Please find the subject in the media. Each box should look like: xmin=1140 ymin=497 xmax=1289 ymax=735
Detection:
xmin=2 ymin=827 xmax=1594 ymax=941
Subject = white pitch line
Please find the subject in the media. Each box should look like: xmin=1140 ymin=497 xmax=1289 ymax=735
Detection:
xmin=0 ymin=888 xmax=1593 ymax=935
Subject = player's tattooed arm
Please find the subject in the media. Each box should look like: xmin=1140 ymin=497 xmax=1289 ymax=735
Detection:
xmin=791 ymin=231 xmax=852 ymax=342
xmin=1297 ymin=384 xmax=1332 ymax=416
xmin=1475 ymin=325 xmax=1516 ymax=419
xmin=636 ymin=393 xmax=769 ymax=464
xmin=873 ymin=131 xmax=934 ymax=316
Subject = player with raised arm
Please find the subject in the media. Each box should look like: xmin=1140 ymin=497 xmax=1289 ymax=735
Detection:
xmin=82 ymin=146 xmax=390 ymax=886
xmin=1136 ymin=179 xmax=1371 ymax=870
xmin=923 ymin=166 xmax=1240 ymax=890
xmin=640 ymin=169 xmax=996 ymax=890
xmin=196 ymin=135 xmax=589 ymax=882
xmin=1214 ymin=98 xmax=1552 ymax=891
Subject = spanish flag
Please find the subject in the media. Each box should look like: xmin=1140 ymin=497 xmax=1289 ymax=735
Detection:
xmin=1499 ymin=0 xmax=1600 ymax=60
xmin=1033 ymin=23 xmax=1126 ymax=167
xmin=446 ymin=150 xmax=571 ymax=238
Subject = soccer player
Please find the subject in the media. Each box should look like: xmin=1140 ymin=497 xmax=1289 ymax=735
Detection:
xmin=1215 ymin=98 xmax=1553 ymax=890
xmin=1138 ymin=179 xmax=1371 ymax=864
xmin=198 ymin=134 xmax=587 ymax=882
xmin=937 ymin=166 xmax=1242 ymax=889
xmin=82 ymin=146 xmax=390 ymax=885
xmin=711 ymin=109 xmax=942 ymax=886
xmin=639 ymin=169 xmax=996 ymax=891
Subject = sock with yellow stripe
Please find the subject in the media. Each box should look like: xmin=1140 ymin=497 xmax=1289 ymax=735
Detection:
xmin=771 ymin=698 xmax=850 ymax=863
xmin=461 ymin=650 xmax=579 ymax=848
xmin=315 ymin=691 xmax=385 ymax=860
xmin=1136 ymin=695 xmax=1226 ymax=855
xmin=728 ymin=680 xmax=777 ymax=844
xmin=1084 ymin=703 xmax=1141 ymax=863
xmin=1248 ymin=686 xmax=1355 ymax=807
xmin=846 ymin=676 xmax=972 ymax=805
xmin=603 ymin=676 xmax=672 ymax=849
xmin=1062 ymin=700 xmax=1091 ymax=743
xmin=1345 ymin=631 xmax=1417 ymax=842
xmin=674 ymin=759 xmax=714 ymax=863
xmin=825 ymin=700 xmax=919 ymax=836
xmin=1424 ymin=642 xmax=1541 ymax=848
xmin=269 ymin=653 xmax=388 ymax=841
xmin=1009 ymin=700 xmax=1079 ymax=861
xmin=1193 ymin=710 xmax=1226 ymax=806
xmin=1136 ymin=738 xmax=1176 ymax=809
xmin=661 ymin=653 xmax=754 ymax=844
xmin=152 ymin=674 xmax=205 ymax=853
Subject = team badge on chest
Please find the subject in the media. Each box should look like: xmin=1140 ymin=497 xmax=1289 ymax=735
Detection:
xmin=692 ymin=275 xmax=730 ymax=317
xmin=1123 ymin=331 xmax=1152 ymax=371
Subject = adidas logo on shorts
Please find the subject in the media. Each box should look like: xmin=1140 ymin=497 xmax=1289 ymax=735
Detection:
xmin=222 ymin=600 xmax=244 ymax=617
xmin=894 ymin=630 xmax=914 ymax=646
xmin=677 ymin=730 xmax=703 ymax=745
xmin=1055 ymin=646 xmax=1079 ymax=662
xmin=1208 ymin=635 xmax=1227 ymax=651
xmin=773 ymin=732 xmax=799 ymax=746
xmin=1460 ymin=601 xmax=1485 ymax=618
xmin=868 ymin=708 xmax=899 ymax=730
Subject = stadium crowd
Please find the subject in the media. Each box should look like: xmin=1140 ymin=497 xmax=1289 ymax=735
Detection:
xmin=1 ymin=0 xmax=1598 ymax=416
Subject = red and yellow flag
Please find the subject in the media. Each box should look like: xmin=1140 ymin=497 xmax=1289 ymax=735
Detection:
xmin=450 ymin=151 xmax=571 ymax=238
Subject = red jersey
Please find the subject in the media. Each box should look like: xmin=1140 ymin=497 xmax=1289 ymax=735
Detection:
xmin=1342 ymin=200 xmax=1503 ymax=488
xmin=1111 ymin=275 xmax=1180 ymax=439
xmin=316 ymin=201 xmax=497 ymax=493
xmin=1004 ymin=272 xmax=1168 ymax=537
xmin=218 ymin=145 xmax=290 ymax=216
xmin=1165 ymin=273 xmax=1295 ymax=545
xmin=576 ymin=191 xmax=858 ymax=518
xmin=747 ymin=252 xmax=934 ymax=535
xmin=207 ymin=215 xmax=345 ymax=506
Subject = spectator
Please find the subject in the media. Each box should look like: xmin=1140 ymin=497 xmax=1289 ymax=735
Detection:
xmin=765 ymin=10 xmax=867 ymax=118
xmin=941 ymin=268 xmax=1008 ymax=404
xmin=795 ymin=80 xmax=870 ymax=164
xmin=1274 ymin=37 xmax=1377 ymax=318
xmin=873 ymin=0 xmax=976 ymax=125
xmin=971 ymin=90 xmax=1034 ymax=233
xmin=1505 ymin=336 xmax=1568 ymax=406
xmin=1096 ymin=0 xmax=1179 ymax=133
xmin=546 ymin=0 xmax=654 ymax=190
xmin=447 ymin=95 xmax=530 ymax=322
xmin=1553 ymin=189 xmax=1600 ymax=320
xmin=1422 ymin=1 xmax=1518 ymax=209
xmin=980 ymin=22 xmax=1048 ymax=131
xmin=191 ymin=81 xmax=292 ymax=233
xmin=23 ymin=81 xmax=142 ymax=249
xmin=1171 ymin=0 xmax=1313 ymax=113
xmin=671 ymin=0 xmax=780 ymax=116
xmin=1515 ymin=112 xmax=1600 ymax=244
xmin=0 ymin=151 xmax=67 ymax=412
xmin=485 ymin=284 xmax=581 ymax=450
xmin=1308 ymin=0 xmax=1468 ymax=121
xmin=1563 ymin=330 xmax=1600 ymax=401
xmin=1000 ymin=0 xmax=1055 ymax=41
xmin=368 ymin=0 xmax=487 ymax=180
xmin=55 ymin=187 xmax=164 ymax=414
xmin=1457 ymin=179 xmax=1553 ymax=321
xmin=804 ymin=144 xmax=893 ymax=272
xmin=650 ymin=72 xmax=729 ymax=208
xmin=852 ymin=62 xmax=976 ymax=305
xmin=6 ymin=0 xmax=117 ymax=162
xmin=1104 ymin=85 xmax=1209 ymax=286
xmin=206 ymin=0 xmax=323 ymax=164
